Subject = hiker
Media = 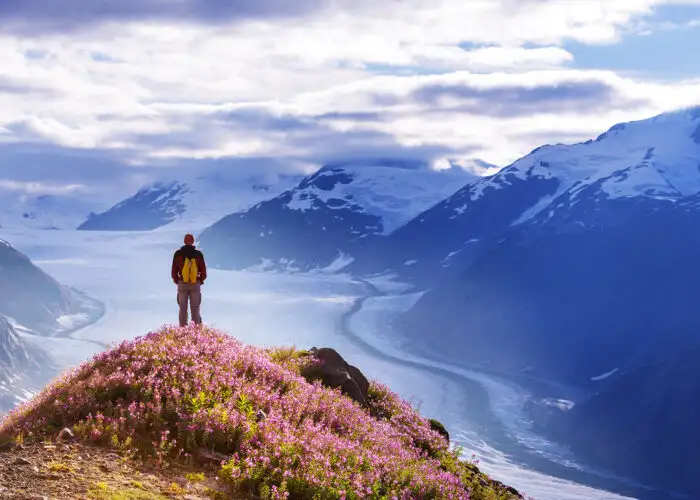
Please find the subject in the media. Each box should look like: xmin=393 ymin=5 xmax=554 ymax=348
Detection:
xmin=171 ymin=234 xmax=207 ymax=327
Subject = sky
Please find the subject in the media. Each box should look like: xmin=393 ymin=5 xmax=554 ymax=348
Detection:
xmin=1 ymin=0 xmax=700 ymax=194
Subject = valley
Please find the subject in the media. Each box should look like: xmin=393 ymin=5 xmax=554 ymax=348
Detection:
xmin=3 ymin=107 xmax=700 ymax=499
xmin=0 ymin=227 xmax=659 ymax=500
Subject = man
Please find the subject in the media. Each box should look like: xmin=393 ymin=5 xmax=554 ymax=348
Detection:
xmin=171 ymin=233 xmax=207 ymax=327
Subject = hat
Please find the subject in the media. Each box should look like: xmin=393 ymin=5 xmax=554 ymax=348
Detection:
xmin=184 ymin=233 xmax=195 ymax=244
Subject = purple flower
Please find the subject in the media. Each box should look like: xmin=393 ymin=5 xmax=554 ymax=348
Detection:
xmin=0 ymin=324 xmax=516 ymax=499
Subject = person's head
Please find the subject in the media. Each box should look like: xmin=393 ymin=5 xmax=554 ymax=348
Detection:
xmin=184 ymin=233 xmax=195 ymax=246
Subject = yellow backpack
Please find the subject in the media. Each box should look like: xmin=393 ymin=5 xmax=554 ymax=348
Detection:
xmin=182 ymin=257 xmax=198 ymax=284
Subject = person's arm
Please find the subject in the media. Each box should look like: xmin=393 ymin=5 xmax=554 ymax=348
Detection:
xmin=198 ymin=251 xmax=207 ymax=283
xmin=171 ymin=251 xmax=181 ymax=284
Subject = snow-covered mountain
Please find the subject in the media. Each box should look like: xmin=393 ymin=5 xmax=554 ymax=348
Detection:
xmin=0 ymin=316 xmax=53 ymax=413
xmin=0 ymin=190 xmax=114 ymax=230
xmin=396 ymin=106 xmax=700 ymax=382
xmin=392 ymin=107 xmax=700 ymax=496
xmin=78 ymin=171 xmax=303 ymax=232
xmin=198 ymin=160 xmax=483 ymax=271
xmin=0 ymin=239 xmax=84 ymax=332
xmin=352 ymin=107 xmax=700 ymax=283
xmin=0 ymin=240 xmax=87 ymax=413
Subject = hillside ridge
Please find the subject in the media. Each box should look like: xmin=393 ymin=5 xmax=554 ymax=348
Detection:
xmin=0 ymin=324 xmax=525 ymax=500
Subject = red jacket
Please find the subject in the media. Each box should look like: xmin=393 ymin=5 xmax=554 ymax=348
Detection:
xmin=172 ymin=245 xmax=207 ymax=283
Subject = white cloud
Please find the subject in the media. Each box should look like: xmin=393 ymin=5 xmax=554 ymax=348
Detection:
xmin=126 ymin=69 xmax=700 ymax=165
xmin=457 ymin=46 xmax=574 ymax=71
xmin=0 ymin=0 xmax=698 ymax=170
xmin=0 ymin=179 xmax=87 ymax=195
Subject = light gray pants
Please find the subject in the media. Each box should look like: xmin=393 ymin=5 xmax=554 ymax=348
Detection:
xmin=177 ymin=282 xmax=202 ymax=327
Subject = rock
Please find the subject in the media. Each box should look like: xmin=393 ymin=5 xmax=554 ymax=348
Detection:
xmin=33 ymin=471 xmax=60 ymax=480
xmin=57 ymin=427 xmax=75 ymax=442
xmin=196 ymin=449 xmax=231 ymax=464
xmin=345 ymin=364 xmax=370 ymax=399
xmin=12 ymin=456 xmax=31 ymax=465
xmin=306 ymin=347 xmax=370 ymax=408
xmin=0 ymin=440 xmax=17 ymax=452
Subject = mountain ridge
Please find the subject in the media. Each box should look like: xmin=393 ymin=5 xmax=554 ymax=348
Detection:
xmin=546 ymin=341 xmax=700 ymax=498
xmin=0 ymin=316 xmax=54 ymax=414
xmin=349 ymin=105 xmax=700 ymax=282
xmin=0 ymin=325 xmax=523 ymax=500
xmin=77 ymin=171 xmax=304 ymax=232
xmin=0 ymin=239 xmax=80 ymax=332
xmin=198 ymin=159 xmax=486 ymax=272
xmin=390 ymin=105 xmax=700 ymax=498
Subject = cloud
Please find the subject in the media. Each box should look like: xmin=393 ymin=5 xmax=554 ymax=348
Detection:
xmin=314 ymin=111 xmax=384 ymax=123
xmin=112 ymin=103 xmax=467 ymax=165
xmin=0 ymin=0 xmax=333 ymax=33
xmin=0 ymin=143 xmax=148 ymax=197
xmin=0 ymin=142 xmax=312 ymax=203
xmin=97 ymin=69 xmax=700 ymax=169
xmin=216 ymin=107 xmax=320 ymax=133
xmin=407 ymin=76 xmax=648 ymax=117
xmin=456 ymin=46 xmax=574 ymax=71
xmin=6 ymin=66 xmax=697 ymax=168
xmin=0 ymin=0 xmax=682 ymax=46
xmin=286 ymin=127 xmax=470 ymax=165
xmin=5 ymin=118 xmax=98 ymax=147
xmin=0 ymin=179 xmax=87 ymax=195
xmin=0 ymin=0 xmax=699 ymax=178
xmin=0 ymin=76 xmax=55 ymax=96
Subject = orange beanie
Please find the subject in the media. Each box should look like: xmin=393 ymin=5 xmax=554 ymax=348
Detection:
xmin=184 ymin=234 xmax=195 ymax=244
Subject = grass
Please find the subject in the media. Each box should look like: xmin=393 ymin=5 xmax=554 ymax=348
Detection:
xmin=48 ymin=461 xmax=74 ymax=473
xmin=186 ymin=472 xmax=206 ymax=483
xmin=0 ymin=324 xmax=526 ymax=500
xmin=87 ymin=481 xmax=171 ymax=500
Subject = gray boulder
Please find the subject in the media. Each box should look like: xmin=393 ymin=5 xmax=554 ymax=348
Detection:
xmin=305 ymin=347 xmax=370 ymax=408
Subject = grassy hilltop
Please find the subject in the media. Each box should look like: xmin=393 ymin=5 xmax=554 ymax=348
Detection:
xmin=0 ymin=325 xmax=525 ymax=500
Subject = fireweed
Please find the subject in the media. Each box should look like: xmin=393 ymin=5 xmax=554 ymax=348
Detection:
xmin=0 ymin=325 xmax=472 ymax=499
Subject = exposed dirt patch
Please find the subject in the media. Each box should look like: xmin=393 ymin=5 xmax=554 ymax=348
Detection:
xmin=0 ymin=437 xmax=234 ymax=499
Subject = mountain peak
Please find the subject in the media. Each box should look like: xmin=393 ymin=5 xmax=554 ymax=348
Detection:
xmin=504 ymin=106 xmax=700 ymax=204
xmin=593 ymin=105 xmax=700 ymax=143
xmin=653 ymin=104 xmax=700 ymax=123
xmin=287 ymin=161 xmax=477 ymax=234
xmin=349 ymin=106 xmax=700 ymax=282
xmin=77 ymin=171 xmax=301 ymax=232
xmin=437 ymin=158 xmax=501 ymax=177
xmin=199 ymin=160 xmax=477 ymax=271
